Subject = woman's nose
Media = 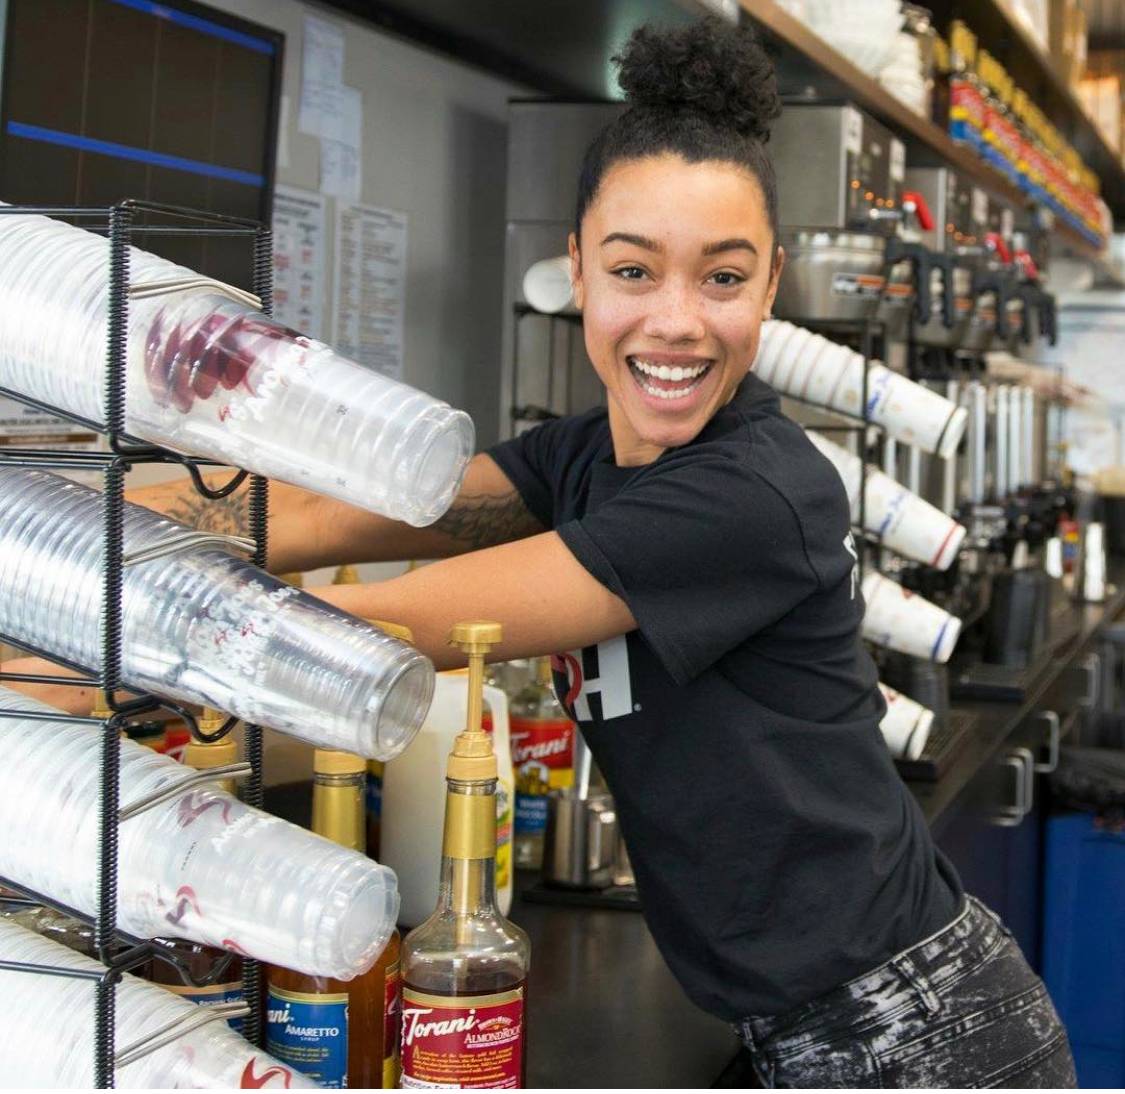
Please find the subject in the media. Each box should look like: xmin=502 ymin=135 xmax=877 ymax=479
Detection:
xmin=641 ymin=280 xmax=706 ymax=343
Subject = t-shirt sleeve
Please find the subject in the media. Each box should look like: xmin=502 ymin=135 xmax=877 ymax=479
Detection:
xmin=556 ymin=452 xmax=820 ymax=685
xmin=485 ymin=420 xmax=561 ymax=529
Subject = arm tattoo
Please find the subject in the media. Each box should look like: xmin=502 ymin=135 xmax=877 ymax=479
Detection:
xmin=163 ymin=487 xmax=251 ymax=536
xmin=432 ymin=491 xmax=545 ymax=552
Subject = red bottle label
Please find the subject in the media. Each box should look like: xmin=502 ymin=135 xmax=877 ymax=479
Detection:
xmin=400 ymin=986 xmax=524 ymax=1089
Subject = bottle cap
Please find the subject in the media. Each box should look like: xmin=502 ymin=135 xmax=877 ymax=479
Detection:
xmin=446 ymin=621 xmax=502 ymax=781
xmin=314 ymin=749 xmax=367 ymax=776
xmin=185 ymin=708 xmax=238 ymax=769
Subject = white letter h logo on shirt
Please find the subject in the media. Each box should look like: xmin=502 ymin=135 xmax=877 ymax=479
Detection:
xmin=557 ymin=636 xmax=634 ymax=721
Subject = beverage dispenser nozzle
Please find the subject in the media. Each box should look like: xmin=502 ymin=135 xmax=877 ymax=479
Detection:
xmin=970 ymin=267 xmax=1015 ymax=339
xmin=883 ymin=236 xmax=933 ymax=324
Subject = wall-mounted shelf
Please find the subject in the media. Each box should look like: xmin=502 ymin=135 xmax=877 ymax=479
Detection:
xmin=742 ymin=0 xmax=1112 ymax=256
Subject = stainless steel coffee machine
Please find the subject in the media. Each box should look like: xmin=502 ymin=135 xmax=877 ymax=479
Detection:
xmin=769 ymin=102 xmax=931 ymax=329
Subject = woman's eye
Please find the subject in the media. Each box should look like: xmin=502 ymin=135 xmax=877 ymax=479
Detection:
xmin=708 ymin=270 xmax=745 ymax=287
xmin=612 ymin=265 xmax=648 ymax=281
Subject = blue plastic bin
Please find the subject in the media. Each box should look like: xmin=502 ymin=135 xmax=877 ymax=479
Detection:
xmin=1042 ymin=812 xmax=1125 ymax=1087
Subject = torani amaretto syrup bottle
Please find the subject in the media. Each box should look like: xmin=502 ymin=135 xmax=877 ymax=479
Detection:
xmin=400 ymin=621 xmax=530 ymax=1089
xmin=266 ymin=747 xmax=401 ymax=1088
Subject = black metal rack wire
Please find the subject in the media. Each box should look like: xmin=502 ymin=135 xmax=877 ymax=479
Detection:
xmin=0 ymin=199 xmax=272 ymax=1086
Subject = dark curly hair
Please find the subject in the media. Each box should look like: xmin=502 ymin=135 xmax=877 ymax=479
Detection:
xmin=575 ymin=18 xmax=781 ymax=252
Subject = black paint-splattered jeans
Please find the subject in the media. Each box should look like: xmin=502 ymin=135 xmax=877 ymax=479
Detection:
xmin=736 ymin=896 xmax=1077 ymax=1088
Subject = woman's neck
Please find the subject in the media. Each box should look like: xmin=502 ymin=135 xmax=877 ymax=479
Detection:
xmin=608 ymin=402 xmax=666 ymax=468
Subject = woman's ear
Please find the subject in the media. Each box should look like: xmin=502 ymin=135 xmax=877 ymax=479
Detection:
xmin=568 ymin=232 xmax=584 ymax=311
xmin=764 ymin=244 xmax=785 ymax=320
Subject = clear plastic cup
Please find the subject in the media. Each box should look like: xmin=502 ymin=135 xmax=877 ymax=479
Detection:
xmin=0 ymin=686 xmax=399 ymax=979
xmin=877 ymin=682 xmax=933 ymax=760
xmin=0 ymin=208 xmax=473 ymax=525
xmin=807 ymin=432 xmax=967 ymax=570
xmin=0 ymin=919 xmax=317 ymax=1087
xmin=862 ymin=571 xmax=962 ymax=663
xmin=0 ymin=467 xmax=434 ymax=760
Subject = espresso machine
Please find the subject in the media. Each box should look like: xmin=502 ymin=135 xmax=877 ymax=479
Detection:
xmin=769 ymin=102 xmax=932 ymax=334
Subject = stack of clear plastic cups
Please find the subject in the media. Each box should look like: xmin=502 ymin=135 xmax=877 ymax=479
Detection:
xmin=861 ymin=571 xmax=962 ymax=663
xmin=755 ymin=319 xmax=968 ymax=458
xmin=0 ymin=208 xmax=473 ymax=525
xmin=0 ymin=686 xmax=398 ymax=978
xmin=0 ymin=468 xmax=434 ymax=760
xmin=0 ymin=920 xmax=317 ymax=1088
xmin=805 ymin=431 xmax=967 ymax=570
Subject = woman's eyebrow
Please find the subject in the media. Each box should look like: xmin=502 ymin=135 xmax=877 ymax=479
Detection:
xmin=702 ymin=237 xmax=758 ymax=256
xmin=601 ymin=231 xmax=662 ymax=251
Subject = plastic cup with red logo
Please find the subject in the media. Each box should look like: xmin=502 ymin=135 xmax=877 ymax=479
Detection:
xmin=0 ymin=208 xmax=473 ymax=526
xmin=0 ymin=919 xmax=317 ymax=1087
xmin=0 ymin=686 xmax=398 ymax=979
xmin=0 ymin=467 xmax=433 ymax=761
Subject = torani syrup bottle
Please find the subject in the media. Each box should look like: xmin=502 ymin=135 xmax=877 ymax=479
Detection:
xmin=146 ymin=709 xmax=246 ymax=1028
xmin=266 ymin=748 xmax=401 ymax=1088
xmin=511 ymin=658 xmax=575 ymax=870
xmin=400 ymin=621 xmax=530 ymax=1089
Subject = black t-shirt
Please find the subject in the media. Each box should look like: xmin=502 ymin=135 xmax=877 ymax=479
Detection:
xmin=488 ymin=372 xmax=962 ymax=1021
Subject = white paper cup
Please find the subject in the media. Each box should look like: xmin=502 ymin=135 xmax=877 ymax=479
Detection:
xmin=865 ymin=464 xmax=967 ymax=570
xmin=807 ymin=432 xmax=967 ymax=570
xmin=522 ymin=255 xmax=574 ymax=314
xmin=773 ymin=324 xmax=818 ymax=391
xmin=800 ymin=340 xmax=854 ymax=406
xmin=862 ymin=571 xmax=962 ymax=663
xmin=754 ymin=320 xmax=793 ymax=385
xmin=877 ymin=682 xmax=933 ymax=760
xmin=758 ymin=321 xmax=967 ymax=458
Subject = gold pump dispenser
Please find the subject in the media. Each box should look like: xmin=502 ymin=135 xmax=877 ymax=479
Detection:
xmin=400 ymin=620 xmax=529 ymax=1088
xmin=184 ymin=709 xmax=239 ymax=795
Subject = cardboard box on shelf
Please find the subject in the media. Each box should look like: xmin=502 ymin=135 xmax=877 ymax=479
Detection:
xmin=1051 ymin=0 xmax=1088 ymax=86
xmin=1078 ymin=75 xmax=1122 ymax=153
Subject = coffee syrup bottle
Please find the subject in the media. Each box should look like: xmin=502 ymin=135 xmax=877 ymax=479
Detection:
xmin=146 ymin=708 xmax=245 ymax=1027
xmin=266 ymin=747 xmax=402 ymax=1088
xmin=401 ymin=621 xmax=530 ymax=1089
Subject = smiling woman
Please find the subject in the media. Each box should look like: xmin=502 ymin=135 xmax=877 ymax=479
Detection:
xmin=10 ymin=14 xmax=1078 ymax=1091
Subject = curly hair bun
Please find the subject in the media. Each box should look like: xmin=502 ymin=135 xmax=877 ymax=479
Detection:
xmin=615 ymin=18 xmax=780 ymax=143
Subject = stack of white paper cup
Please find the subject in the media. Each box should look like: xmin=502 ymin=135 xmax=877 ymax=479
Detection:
xmin=877 ymin=682 xmax=934 ymax=760
xmin=0 ymin=686 xmax=398 ymax=979
xmin=756 ymin=320 xmax=967 ymax=458
xmin=0 ymin=919 xmax=316 ymax=1088
xmin=0 ymin=467 xmax=433 ymax=760
xmin=806 ymin=432 xmax=967 ymax=570
xmin=521 ymin=255 xmax=574 ymax=314
xmin=0 ymin=208 xmax=473 ymax=525
xmin=862 ymin=571 xmax=962 ymax=663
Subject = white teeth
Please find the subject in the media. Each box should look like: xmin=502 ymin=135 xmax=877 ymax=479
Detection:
xmin=631 ymin=358 xmax=708 ymax=379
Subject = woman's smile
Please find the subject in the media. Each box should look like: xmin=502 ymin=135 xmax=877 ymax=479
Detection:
xmin=625 ymin=353 xmax=716 ymax=408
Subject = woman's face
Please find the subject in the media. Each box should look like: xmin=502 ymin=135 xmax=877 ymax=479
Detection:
xmin=571 ymin=153 xmax=783 ymax=463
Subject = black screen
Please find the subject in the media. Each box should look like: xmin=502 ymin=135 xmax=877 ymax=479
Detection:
xmin=0 ymin=0 xmax=283 ymax=288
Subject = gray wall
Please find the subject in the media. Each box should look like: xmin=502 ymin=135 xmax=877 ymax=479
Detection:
xmin=214 ymin=0 xmax=529 ymax=449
